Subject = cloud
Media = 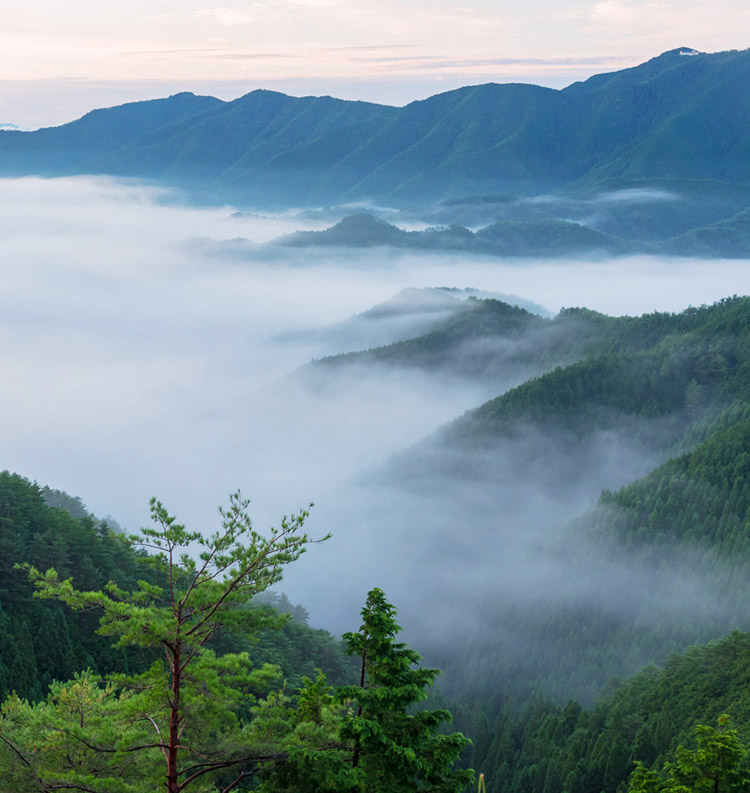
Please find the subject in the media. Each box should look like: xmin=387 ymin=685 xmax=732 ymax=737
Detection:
xmin=590 ymin=0 xmax=647 ymax=25
xmin=353 ymin=54 xmax=632 ymax=70
xmin=3 ymin=175 xmax=750 ymax=690
xmin=575 ymin=0 xmax=750 ymax=45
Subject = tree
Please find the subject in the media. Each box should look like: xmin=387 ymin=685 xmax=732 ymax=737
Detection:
xmin=337 ymin=589 xmax=473 ymax=793
xmin=259 ymin=588 xmax=472 ymax=793
xmin=338 ymin=588 xmax=473 ymax=792
xmin=628 ymin=716 xmax=750 ymax=793
xmin=11 ymin=492 xmax=323 ymax=793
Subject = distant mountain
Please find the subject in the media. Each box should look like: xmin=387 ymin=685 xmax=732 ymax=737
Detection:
xmin=664 ymin=206 xmax=750 ymax=257
xmin=3 ymin=47 xmax=750 ymax=215
xmin=278 ymin=212 xmax=629 ymax=256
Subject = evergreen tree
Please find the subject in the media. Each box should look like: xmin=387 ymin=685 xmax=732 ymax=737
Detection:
xmin=261 ymin=588 xmax=473 ymax=793
xmin=339 ymin=588 xmax=473 ymax=793
xmin=629 ymin=716 xmax=750 ymax=793
xmin=14 ymin=492 xmax=322 ymax=793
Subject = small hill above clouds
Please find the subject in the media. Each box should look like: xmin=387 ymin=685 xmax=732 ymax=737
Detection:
xmin=274 ymin=287 xmax=549 ymax=359
xmin=282 ymin=213 xmax=408 ymax=247
xmin=277 ymin=212 xmax=630 ymax=256
xmin=359 ymin=287 xmax=549 ymax=319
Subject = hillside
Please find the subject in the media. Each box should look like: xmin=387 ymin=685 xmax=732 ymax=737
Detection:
xmin=467 ymin=630 xmax=750 ymax=793
xmin=302 ymin=292 xmax=750 ymax=793
xmin=279 ymin=213 xmax=629 ymax=256
xmin=314 ymin=296 xmax=750 ymax=711
xmin=3 ymin=48 xmax=750 ymax=236
xmin=5 ymin=293 xmax=750 ymax=791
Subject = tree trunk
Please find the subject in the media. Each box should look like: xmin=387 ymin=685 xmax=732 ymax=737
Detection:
xmin=351 ymin=646 xmax=366 ymax=769
xmin=167 ymin=643 xmax=181 ymax=793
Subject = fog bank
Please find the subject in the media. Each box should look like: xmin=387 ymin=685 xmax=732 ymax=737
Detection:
xmin=3 ymin=176 xmax=750 ymax=661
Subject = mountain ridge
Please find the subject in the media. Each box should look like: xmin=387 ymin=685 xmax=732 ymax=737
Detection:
xmin=3 ymin=47 xmax=750 ymax=213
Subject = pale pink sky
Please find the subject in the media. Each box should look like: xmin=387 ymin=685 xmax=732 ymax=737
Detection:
xmin=1 ymin=0 xmax=748 ymax=128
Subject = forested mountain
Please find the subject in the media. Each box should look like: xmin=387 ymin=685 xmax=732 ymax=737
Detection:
xmin=3 ymin=47 xmax=750 ymax=221
xmin=279 ymin=213 xmax=629 ymax=257
xmin=317 ymin=295 xmax=750 ymax=729
xmin=313 ymin=293 xmax=750 ymax=792
xmin=6 ymin=295 xmax=750 ymax=790
xmin=0 ymin=482 xmax=468 ymax=792
xmin=466 ymin=631 xmax=750 ymax=793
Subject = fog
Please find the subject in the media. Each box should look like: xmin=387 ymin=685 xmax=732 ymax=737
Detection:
xmin=4 ymin=175 xmax=750 ymax=696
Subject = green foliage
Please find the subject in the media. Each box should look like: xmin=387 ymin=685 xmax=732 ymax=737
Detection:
xmin=629 ymin=716 xmax=750 ymax=793
xmin=339 ymin=588 xmax=473 ymax=793
xmin=465 ymin=631 xmax=750 ymax=793
xmin=0 ymin=672 xmax=158 ymax=793
xmin=345 ymin=294 xmax=750 ymax=793
xmin=262 ymin=589 xmax=473 ymax=793
xmin=12 ymin=492 xmax=324 ymax=793
xmin=0 ymin=493 xmax=473 ymax=793
xmin=0 ymin=471 xmax=150 ymax=702
xmin=318 ymin=297 xmax=547 ymax=382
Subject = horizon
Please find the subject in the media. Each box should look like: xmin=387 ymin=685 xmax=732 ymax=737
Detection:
xmin=3 ymin=0 xmax=749 ymax=129
xmin=0 ymin=45 xmax=732 ymax=131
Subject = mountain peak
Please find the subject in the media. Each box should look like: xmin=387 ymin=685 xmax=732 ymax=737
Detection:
xmin=659 ymin=47 xmax=702 ymax=57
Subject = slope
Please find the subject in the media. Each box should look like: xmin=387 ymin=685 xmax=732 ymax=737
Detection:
xmin=3 ymin=49 xmax=750 ymax=213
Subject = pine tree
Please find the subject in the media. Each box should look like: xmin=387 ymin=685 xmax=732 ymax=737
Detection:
xmin=339 ymin=587 xmax=473 ymax=793
xmin=260 ymin=588 xmax=473 ymax=793
xmin=628 ymin=716 xmax=750 ymax=793
xmin=15 ymin=492 xmax=322 ymax=793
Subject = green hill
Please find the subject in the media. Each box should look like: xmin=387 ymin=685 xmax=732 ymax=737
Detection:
xmin=4 ymin=47 xmax=750 ymax=234
xmin=317 ymin=296 xmax=750 ymax=722
xmin=467 ymin=630 xmax=750 ymax=793
xmin=279 ymin=213 xmax=628 ymax=256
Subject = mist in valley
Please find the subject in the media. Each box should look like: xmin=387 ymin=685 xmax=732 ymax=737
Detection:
xmin=5 ymin=175 xmax=750 ymax=701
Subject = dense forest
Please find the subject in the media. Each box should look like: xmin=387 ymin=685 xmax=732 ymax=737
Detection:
xmin=0 ymin=473 xmax=348 ymax=705
xmin=316 ymin=294 xmax=750 ymax=790
xmin=0 ymin=478 xmax=470 ymax=791
xmin=5 ymin=295 xmax=750 ymax=790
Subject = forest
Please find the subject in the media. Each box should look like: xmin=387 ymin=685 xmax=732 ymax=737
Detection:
xmin=5 ymin=294 xmax=750 ymax=791
xmin=0 ymin=478 xmax=470 ymax=792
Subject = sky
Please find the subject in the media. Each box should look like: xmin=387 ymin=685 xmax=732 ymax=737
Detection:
xmin=1 ymin=0 xmax=749 ymax=128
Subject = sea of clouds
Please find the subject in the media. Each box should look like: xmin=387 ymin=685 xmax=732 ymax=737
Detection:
xmin=4 ymin=175 xmax=750 ymax=644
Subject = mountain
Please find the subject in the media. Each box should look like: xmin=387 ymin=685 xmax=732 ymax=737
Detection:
xmin=314 ymin=295 xmax=750 ymax=707
xmin=278 ymin=213 xmax=628 ymax=256
xmin=6 ymin=293 xmax=750 ymax=790
xmin=664 ymin=206 xmax=750 ymax=257
xmin=467 ymin=630 xmax=750 ymax=793
xmin=3 ymin=48 xmax=750 ymax=215
xmin=300 ymin=292 xmax=750 ymax=793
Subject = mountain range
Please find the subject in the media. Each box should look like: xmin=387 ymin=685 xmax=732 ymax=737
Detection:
xmin=2 ymin=46 xmax=750 ymax=216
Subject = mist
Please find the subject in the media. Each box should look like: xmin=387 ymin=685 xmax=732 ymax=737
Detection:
xmin=4 ymin=175 xmax=750 ymax=698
